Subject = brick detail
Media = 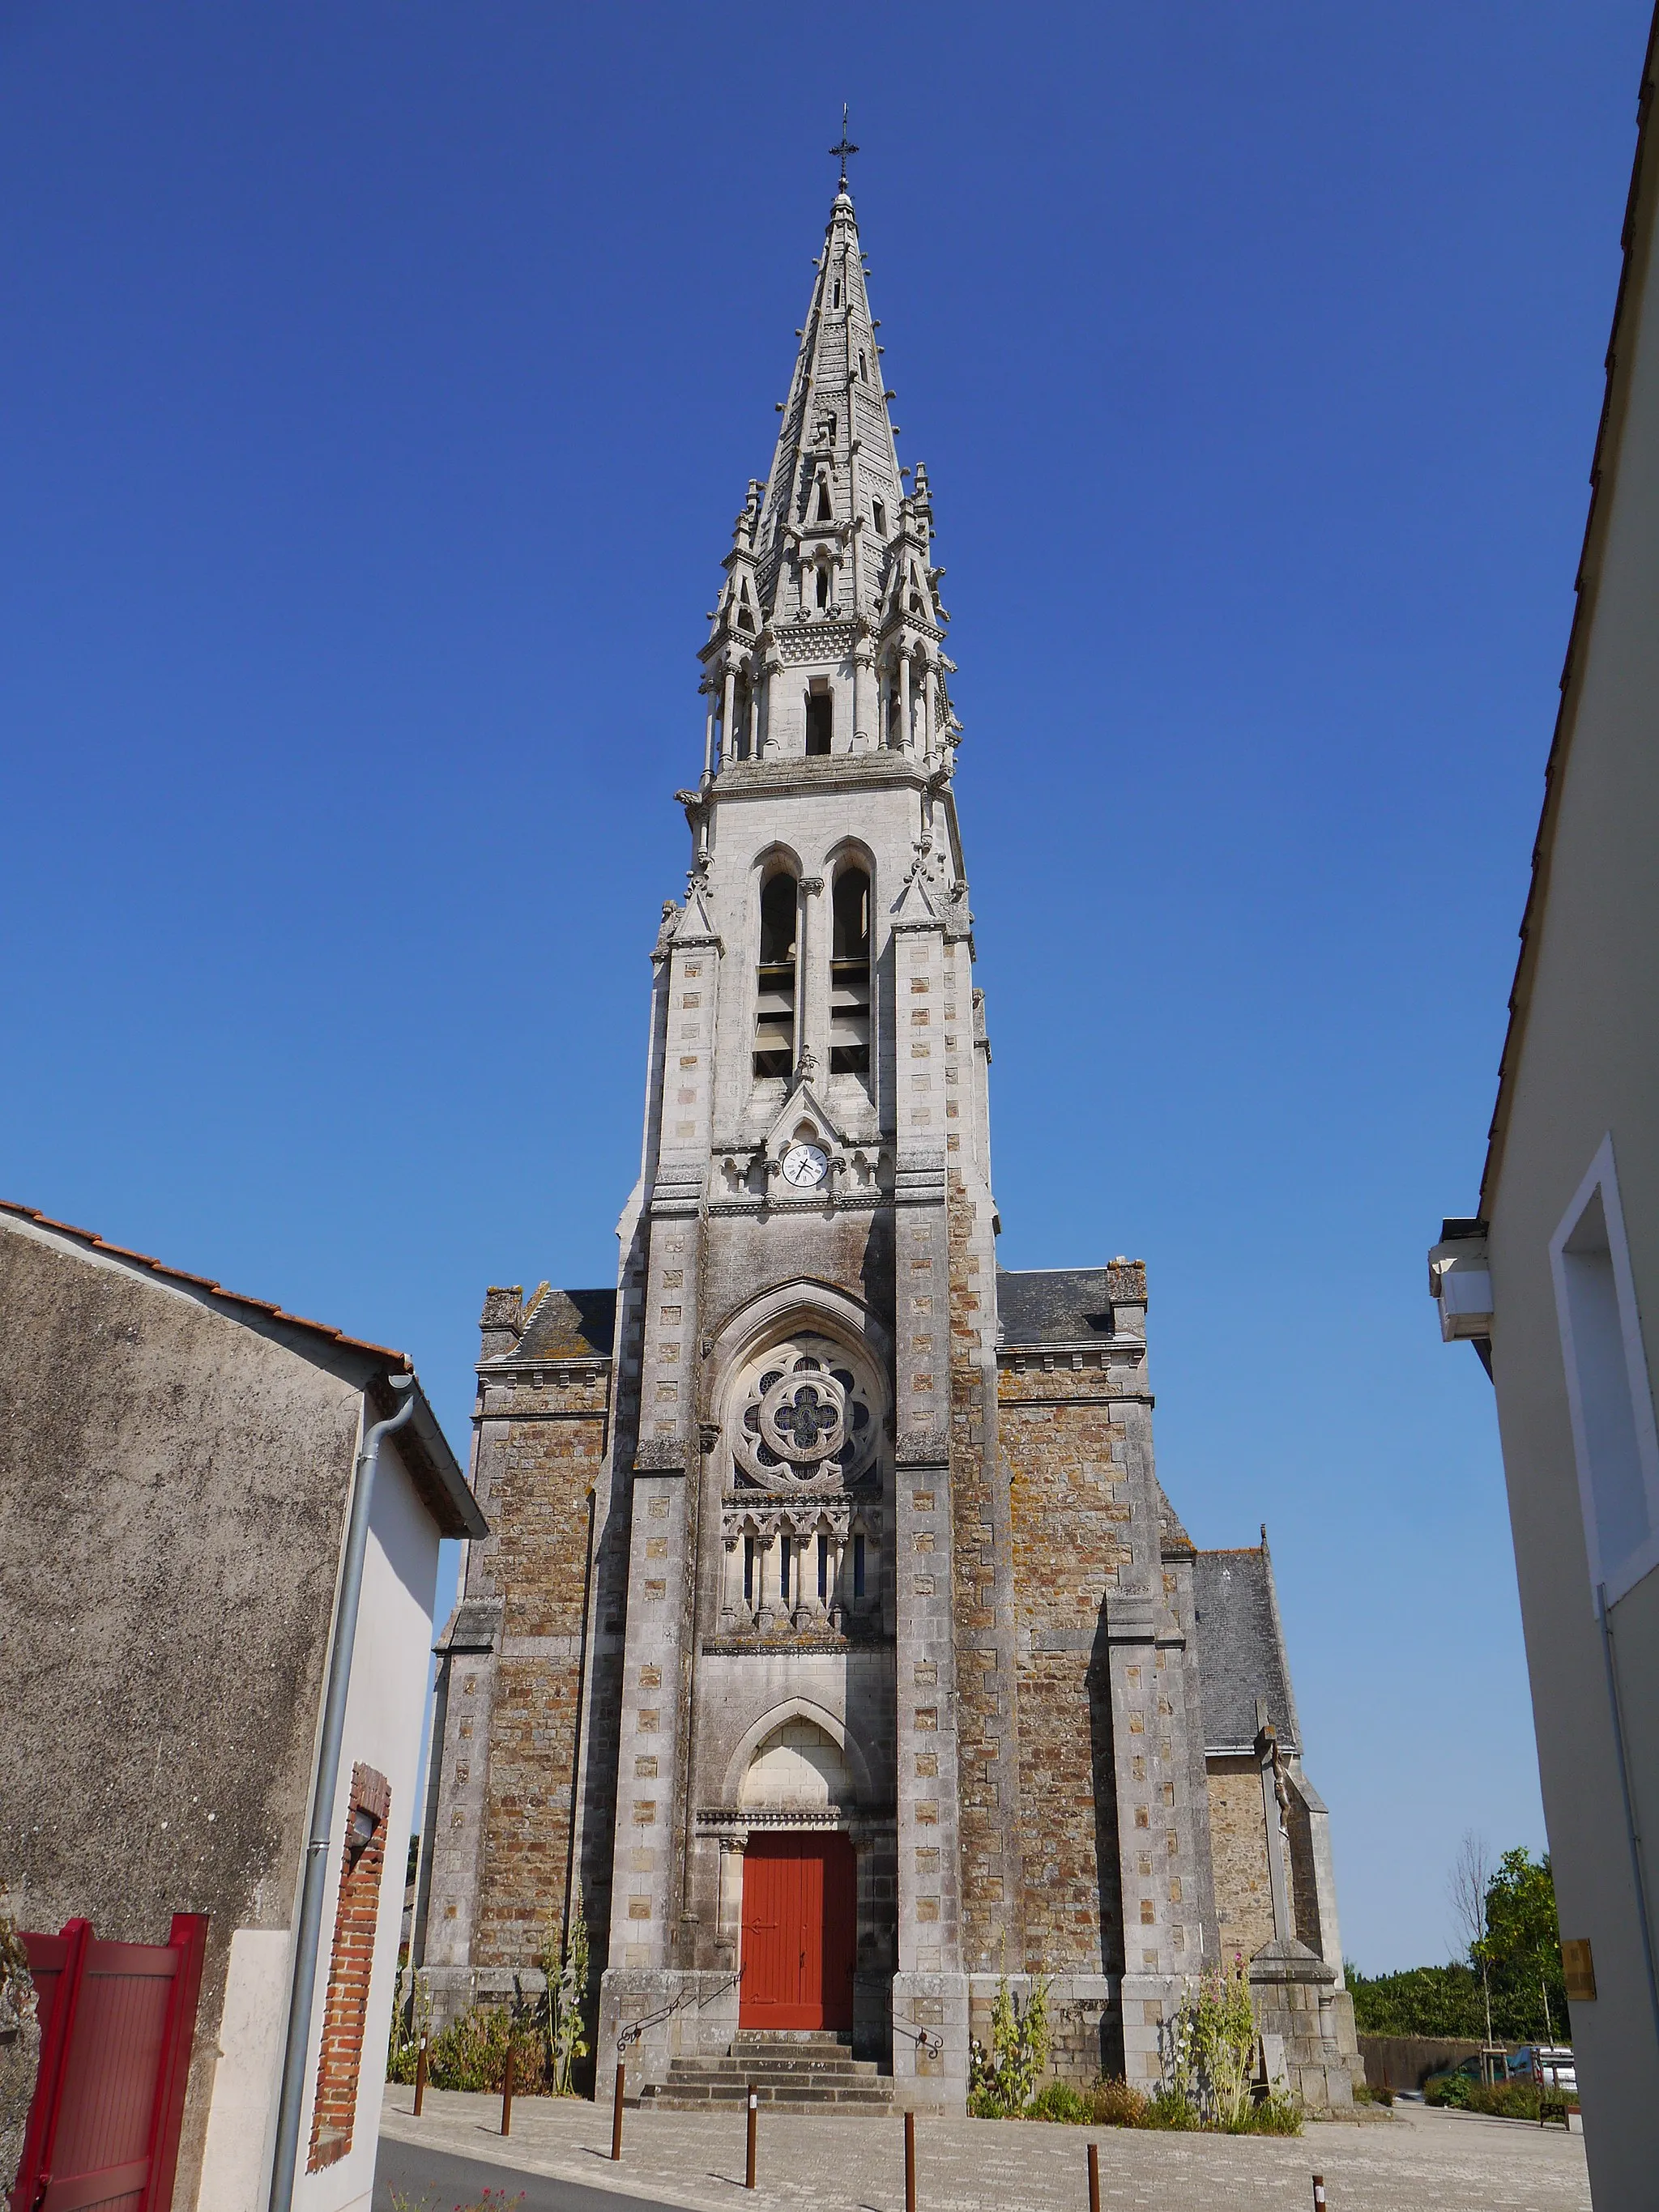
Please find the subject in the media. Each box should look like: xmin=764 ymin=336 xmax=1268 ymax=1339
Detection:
xmin=307 ymin=1762 xmax=390 ymax=2171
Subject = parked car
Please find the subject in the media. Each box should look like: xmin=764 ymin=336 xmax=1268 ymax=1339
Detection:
xmin=1520 ymin=2045 xmax=1577 ymax=2094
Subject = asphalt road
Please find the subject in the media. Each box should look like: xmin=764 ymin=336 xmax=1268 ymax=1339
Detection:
xmin=373 ymin=2133 xmax=680 ymax=2212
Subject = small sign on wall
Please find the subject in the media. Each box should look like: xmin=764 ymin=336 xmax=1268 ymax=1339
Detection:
xmin=1561 ymin=1938 xmax=1597 ymax=2003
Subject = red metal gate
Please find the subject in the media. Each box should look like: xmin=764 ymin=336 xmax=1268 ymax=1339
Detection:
xmin=739 ymin=1834 xmax=855 ymax=2032
xmin=10 ymin=1913 xmax=207 ymax=2212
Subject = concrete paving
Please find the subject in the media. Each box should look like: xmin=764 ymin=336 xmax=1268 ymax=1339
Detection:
xmin=379 ymin=2087 xmax=1590 ymax=2212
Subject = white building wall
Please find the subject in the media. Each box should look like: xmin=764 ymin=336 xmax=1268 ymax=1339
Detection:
xmin=198 ymin=1421 xmax=441 ymax=2212
xmin=1464 ymin=41 xmax=1659 ymax=2203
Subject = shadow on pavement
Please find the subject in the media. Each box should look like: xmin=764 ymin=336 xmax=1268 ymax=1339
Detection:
xmin=374 ymin=2133 xmax=684 ymax=2212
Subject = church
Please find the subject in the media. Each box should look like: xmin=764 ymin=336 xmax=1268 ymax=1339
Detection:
xmin=416 ymin=167 xmax=1362 ymax=2111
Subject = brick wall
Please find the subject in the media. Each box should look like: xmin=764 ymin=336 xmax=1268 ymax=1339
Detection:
xmin=308 ymin=1763 xmax=390 ymax=2172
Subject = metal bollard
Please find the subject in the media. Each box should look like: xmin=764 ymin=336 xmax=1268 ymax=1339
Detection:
xmin=501 ymin=2040 xmax=515 ymax=2137
xmin=412 ymin=2033 xmax=428 ymax=2118
xmin=746 ymin=2083 xmax=758 ymax=2190
xmin=1312 ymin=2177 xmax=1327 ymax=2211
xmin=1087 ymin=2140 xmax=1100 ymax=2212
xmin=904 ymin=2108 xmax=916 ymax=2212
xmin=612 ymin=2059 xmax=626 ymax=2160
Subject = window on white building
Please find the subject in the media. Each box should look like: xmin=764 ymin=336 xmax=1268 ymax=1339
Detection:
xmin=1550 ymin=1136 xmax=1659 ymax=1607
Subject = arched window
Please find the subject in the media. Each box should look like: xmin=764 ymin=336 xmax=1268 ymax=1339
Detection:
xmin=830 ymin=864 xmax=872 ymax=1079
xmin=815 ymin=563 xmax=831 ymax=609
xmin=815 ymin=475 xmax=833 ymax=522
xmin=871 ymin=497 xmax=886 ymax=536
xmin=753 ymin=872 xmax=798 ymax=1079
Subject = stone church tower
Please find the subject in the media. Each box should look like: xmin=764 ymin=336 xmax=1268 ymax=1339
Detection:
xmin=417 ymin=174 xmax=1361 ymax=2110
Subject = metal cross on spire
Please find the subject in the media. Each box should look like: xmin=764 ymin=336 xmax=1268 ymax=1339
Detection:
xmin=830 ymin=105 xmax=859 ymax=192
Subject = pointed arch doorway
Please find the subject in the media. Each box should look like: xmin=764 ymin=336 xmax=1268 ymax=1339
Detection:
xmin=736 ymin=1718 xmax=857 ymax=2031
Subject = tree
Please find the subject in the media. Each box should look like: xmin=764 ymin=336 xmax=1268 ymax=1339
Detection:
xmin=1346 ymin=1961 xmax=1486 ymax=2039
xmin=1448 ymin=1831 xmax=1495 ymax=2044
xmin=1478 ymin=1849 xmax=1567 ymax=2044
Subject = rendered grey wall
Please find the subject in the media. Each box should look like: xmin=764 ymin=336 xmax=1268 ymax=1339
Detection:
xmin=0 ymin=1220 xmax=364 ymax=2208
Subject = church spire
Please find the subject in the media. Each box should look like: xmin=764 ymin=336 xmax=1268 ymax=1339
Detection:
xmin=701 ymin=168 xmax=955 ymax=769
xmin=742 ymin=180 xmax=908 ymax=629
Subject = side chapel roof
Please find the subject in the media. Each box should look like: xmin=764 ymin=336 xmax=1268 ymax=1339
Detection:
xmin=1191 ymin=1541 xmax=1301 ymax=1758
xmin=996 ymin=1264 xmax=1147 ymax=1345
xmin=517 ymin=1287 xmax=617 ymax=1362
xmin=479 ymin=1281 xmax=617 ymax=1364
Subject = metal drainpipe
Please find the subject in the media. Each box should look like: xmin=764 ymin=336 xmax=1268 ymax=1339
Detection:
xmin=268 ymin=1371 xmax=417 ymax=2212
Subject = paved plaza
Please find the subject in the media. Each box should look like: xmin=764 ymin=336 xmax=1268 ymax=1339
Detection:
xmin=377 ymin=2088 xmax=1589 ymax=2212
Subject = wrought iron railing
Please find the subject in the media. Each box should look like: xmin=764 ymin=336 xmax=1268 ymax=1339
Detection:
xmin=616 ymin=1963 xmax=745 ymax=2055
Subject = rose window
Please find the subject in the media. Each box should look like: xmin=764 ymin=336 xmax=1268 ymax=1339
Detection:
xmin=730 ymin=1336 xmax=879 ymax=1492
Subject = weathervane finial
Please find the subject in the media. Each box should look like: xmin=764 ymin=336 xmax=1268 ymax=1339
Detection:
xmin=830 ymin=104 xmax=859 ymax=193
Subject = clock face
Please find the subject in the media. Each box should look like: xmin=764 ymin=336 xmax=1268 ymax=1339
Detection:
xmin=781 ymin=1141 xmax=830 ymax=1189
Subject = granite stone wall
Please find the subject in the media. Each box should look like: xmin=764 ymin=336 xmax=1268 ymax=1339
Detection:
xmin=457 ymin=1373 xmax=607 ymax=1970
xmin=948 ymin=1174 xmax=1022 ymax=1973
xmin=1206 ymin=1758 xmax=1277 ymax=1965
xmin=1000 ymin=1371 xmax=1133 ymax=1978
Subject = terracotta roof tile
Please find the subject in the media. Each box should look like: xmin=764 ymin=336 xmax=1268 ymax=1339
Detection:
xmin=0 ymin=1199 xmax=411 ymax=1369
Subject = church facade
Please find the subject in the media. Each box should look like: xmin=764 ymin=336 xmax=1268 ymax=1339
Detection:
xmin=416 ymin=179 xmax=1359 ymax=2108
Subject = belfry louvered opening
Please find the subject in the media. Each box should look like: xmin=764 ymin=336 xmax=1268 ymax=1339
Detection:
xmin=830 ymin=864 xmax=872 ymax=1077
xmin=753 ymin=871 xmax=799 ymax=1079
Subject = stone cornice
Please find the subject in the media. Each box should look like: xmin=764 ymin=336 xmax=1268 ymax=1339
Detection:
xmin=996 ymin=1340 xmax=1146 ymax=1361
xmin=710 ymin=753 xmax=928 ymax=800
xmin=705 ymin=1191 xmax=887 ymax=1218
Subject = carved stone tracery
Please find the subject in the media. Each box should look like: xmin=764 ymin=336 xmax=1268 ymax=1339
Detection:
xmin=730 ymin=1336 xmax=878 ymax=1494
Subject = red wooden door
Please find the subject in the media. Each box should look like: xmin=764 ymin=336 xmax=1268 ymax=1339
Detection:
xmin=740 ymin=1834 xmax=855 ymax=2032
xmin=11 ymin=1914 xmax=206 ymax=2212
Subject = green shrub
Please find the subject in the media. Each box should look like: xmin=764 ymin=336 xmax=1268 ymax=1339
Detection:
xmin=1142 ymin=2087 xmax=1201 ymax=2130
xmin=1424 ymin=2069 xmax=1473 ymax=2109
xmin=388 ymin=2003 xmax=551 ymax=2095
xmin=1087 ymin=2078 xmax=1149 ymax=2129
xmin=1026 ymin=2078 xmax=1090 ymax=2124
xmin=1229 ymin=2093 xmax=1303 ymax=2135
xmin=1163 ymin=1963 xmax=1257 ymax=2129
xmin=967 ymin=1966 xmax=1052 ymax=2117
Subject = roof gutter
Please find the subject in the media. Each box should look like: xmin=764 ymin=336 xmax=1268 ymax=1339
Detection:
xmin=268 ymin=1372 xmax=416 ymax=2212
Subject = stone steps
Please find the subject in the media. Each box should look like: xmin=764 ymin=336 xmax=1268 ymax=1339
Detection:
xmin=638 ymin=2034 xmax=895 ymax=2112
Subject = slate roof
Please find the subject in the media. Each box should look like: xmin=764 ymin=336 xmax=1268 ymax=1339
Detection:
xmin=996 ymin=1266 xmax=1142 ymax=1346
xmin=514 ymin=1286 xmax=617 ymax=1362
xmin=1191 ymin=1545 xmax=1299 ymax=1756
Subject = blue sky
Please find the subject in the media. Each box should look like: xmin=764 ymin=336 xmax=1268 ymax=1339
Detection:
xmin=2 ymin=2 xmax=1649 ymax=1971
